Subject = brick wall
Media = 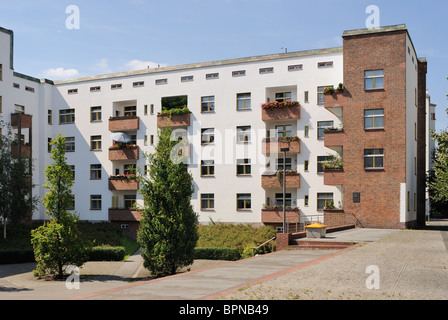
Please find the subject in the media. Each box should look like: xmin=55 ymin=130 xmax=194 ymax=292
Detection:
xmin=416 ymin=60 xmax=427 ymax=226
xmin=341 ymin=30 xmax=409 ymax=229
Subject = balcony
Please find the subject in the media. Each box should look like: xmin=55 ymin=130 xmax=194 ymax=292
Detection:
xmin=157 ymin=112 xmax=191 ymax=128
xmin=262 ymin=171 xmax=301 ymax=189
xmin=323 ymin=90 xmax=349 ymax=118
xmin=323 ymin=168 xmax=345 ymax=186
xmin=261 ymin=101 xmax=300 ymax=121
xmin=109 ymin=146 xmax=140 ymax=161
xmin=262 ymin=137 xmax=300 ymax=155
xmin=109 ymin=176 xmax=139 ymax=191
xmin=109 ymin=116 xmax=140 ymax=132
xmin=108 ymin=209 xmax=142 ymax=222
xmin=11 ymin=113 xmax=32 ymax=128
xmin=11 ymin=144 xmax=31 ymax=158
xmin=324 ymin=129 xmax=346 ymax=153
xmin=261 ymin=207 xmax=300 ymax=224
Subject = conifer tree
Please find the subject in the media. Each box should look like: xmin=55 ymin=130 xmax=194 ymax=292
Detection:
xmin=137 ymin=127 xmax=198 ymax=276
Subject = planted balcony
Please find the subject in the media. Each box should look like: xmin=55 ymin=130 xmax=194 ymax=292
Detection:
xmin=108 ymin=175 xmax=139 ymax=191
xmin=158 ymin=95 xmax=191 ymax=128
xmin=109 ymin=116 xmax=140 ymax=132
xmin=324 ymin=128 xmax=346 ymax=151
xmin=262 ymin=170 xmax=300 ymax=189
xmin=109 ymin=144 xmax=140 ymax=161
xmin=322 ymin=155 xmax=344 ymax=186
xmin=261 ymin=205 xmax=300 ymax=224
xmin=261 ymin=101 xmax=300 ymax=121
xmin=323 ymin=85 xmax=349 ymax=118
xmin=262 ymin=136 xmax=300 ymax=155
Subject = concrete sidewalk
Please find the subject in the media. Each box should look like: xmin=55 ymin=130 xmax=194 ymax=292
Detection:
xmin=1 ymin=224 xmax=447 ymax=300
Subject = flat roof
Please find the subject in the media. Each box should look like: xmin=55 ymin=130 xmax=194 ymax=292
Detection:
xmin=342 ymin=24 xmax=407 ymax=37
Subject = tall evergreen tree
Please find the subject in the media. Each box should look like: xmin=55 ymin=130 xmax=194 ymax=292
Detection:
xmin=31 ymin=133 xmax=88 ymax=279
xmin=137 ymin=127 xmax=198 ymax=277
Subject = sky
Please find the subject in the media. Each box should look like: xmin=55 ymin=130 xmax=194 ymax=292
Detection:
xmin=0 ymin=0 xmax=447 ymax=132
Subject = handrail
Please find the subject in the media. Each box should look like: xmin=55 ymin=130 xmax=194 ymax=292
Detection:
xmin=251 ymin=236 xmax=276 ymax=256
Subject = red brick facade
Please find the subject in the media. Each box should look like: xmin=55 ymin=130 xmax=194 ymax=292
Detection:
xmin=325 ymin=27 xmax=426 ymax=229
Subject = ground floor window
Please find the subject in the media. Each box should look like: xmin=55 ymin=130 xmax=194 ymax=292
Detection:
xmin=201 ymin=194 xmax=215 ymax=210
xmin=317 ymin=193 xmax=333 ymax=210
xmin=237 ymin=194 xmax=251 ymax=210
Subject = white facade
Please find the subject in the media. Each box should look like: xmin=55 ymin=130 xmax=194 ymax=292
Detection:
xmin=0 ymin=25 xmax=433 ymax=229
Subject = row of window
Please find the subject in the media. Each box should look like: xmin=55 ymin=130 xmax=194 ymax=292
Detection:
xmin=200 ymin=192 xmax=334 ymax=211
xmin=65 ymin=61 xmax=334 ymax=95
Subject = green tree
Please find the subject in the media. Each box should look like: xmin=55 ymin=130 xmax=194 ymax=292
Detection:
xmin=31 ymin=133 xmax=88 ymax=279
xmin=137 ymin=127 xmax=198 ymax=277
xmin=0 ymin=119 xmax=37 ymax=238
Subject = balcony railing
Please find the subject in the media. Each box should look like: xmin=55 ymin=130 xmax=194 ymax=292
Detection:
xmin=11 ymin=113 xmax=32 ymax=128
xmin=109 ymin=116 xmax=140 ymax=132
xmin=262 ymin=137 xmax=300 ymax=155
xmin=108 ymin=175 xmax=139 ymax=191
xmin=11 ymin=144 xmax=31 ymax=158
xmin=261 ymin=101 xmax=300 ymax=121
xmin=323 ymin=168 xmax=345 ymax=186
xmin=324 ymin=129 xmax=346 ymax=151
xmin=108 ymin=208 xmax=142 ymax=222
xmin=109 ymin=146 xmax=140 ymax=161
xmin=157 ymin=111 xmax=191 ymax=128
xmin=323 ymin=90 xmax=349 ymax=117
xmin=261 ymin=206 xmax=300 ymax=224
xmin=262 ymin=171 xmax=300 ymax=189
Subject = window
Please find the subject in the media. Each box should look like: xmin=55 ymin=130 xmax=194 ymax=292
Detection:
xmin=318 ymin=61 xmax=333 ymax=68
xmin=124 ymin=106 xmax=137 ymax=117
xmin=275 ymin=193 xmax=292 ymax=207
xmin=317 ymin=156 xmax=331 ymax=173
xmin=304 ymin=126 xmax=309 ymax=138
xmin=156 ymin=78 xmax=167 ymax=85
xmin=304 ymin=91 xmax=309 ymax=103
xmin=90 ymin=195 xmax=102 ymax=210
xmin=201 ymin=96 xmax=215 ymax=112
xmin=276 ymin=92 xmax=292 ymax=103
xmin=150 ymin=135 xmax=154 ymax=146
xmin=201 ymin=194 xmax=215 ymax=210
xmin=0 ymin=64 xmax=2 ymax=81
xmin=111 ymin=84 xmax=122 ymax=90
xmin=144 ymin=105 xmax=148 ymax=115
xmin=232 ymin=70 xmax=246 ymax=77
xmin=124 ymin=195 xmax=136 ymax=209
xmin=206 ymin=73 xmax=219 ymax=80
xmin=133 ymin=81 xmax=144 ymax=87
xmin=25 ymin=86 xmax=35 ymax=93
xmin=365 ymin=70 xmax=384 ymax=90
xmin=201 ymin=128 xmax=215 ymax=144
xmin=91 ymin=106 xmax=102 ymax=122
xmin=59 ymin=109 xmax=75 ymax=124
xmin=68 ymin=88 xmax=78 ymax=94
xmin=276 ymin=125 xmax=292 ymax=138
xmin=288 ymin=64 xmax=303 ymax=71
xmin=201 ymin=160 xmax=215 ymax=176
xmin=237 ymin=126 xmax=251 ymax=143
xmin=150 ymin=104 xmax=154 ymax=115
xmin=65 ymin=137 xmax=75 ymax=152
xmin=277 ymin=158 xmax=292 ymax=171
xmin=70 ymin=165 xmax=75 ymax=180
xmin=90 ymin=164 xmax=102 ymax=180
xmin=48 ymin=110 xmax=52 ymax=125
xmin=317 ymin=193 xmax=333 ymax=210
xmin=13 ymin=83 xmax=20 ymax=89
xmin=90 ymin=136 xmax=102 ymax=151
xmin=15 ymin=105 xmax=25 ymax=114
xmin=318 ymin=86 xmax=333 ymax=104
xmin=90 ymin=86 xmax=101 ymax=92
xmin=0 ymin=96 xmax=2 ymax=113
xmin=237 ymin=93 xmax=251 ymax=110
xmin=144 ymin=135 xmax=148 ymax=146
xmin=317 ymin=121 xmax=333 ymax=139
xmin=237 ymin=159 xmax=251 ymax=175
xmin=364 ymin=109 xmax=384 ymax=129
xmin=304 ymin=160 xmax=309 ymax=172
xmin=259 ymin=67 xmax=273 ymax=74
xmin=364 ymin=149 xmax=384 ymax=169
xmin=304 ymin=195 xmax=309 ymax=207
xmin=237 ymin=194 xmax=251 ymax=210
xmin=48 ymin=138 xmax=52 ymax=153
xmin=181 ymin=75 xmax=194 ymax=82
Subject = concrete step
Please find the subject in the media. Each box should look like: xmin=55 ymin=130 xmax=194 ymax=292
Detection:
xmin=288 ymin=240 xmax=356 ymax=250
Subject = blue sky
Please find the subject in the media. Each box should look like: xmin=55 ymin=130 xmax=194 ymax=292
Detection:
xmin=0 ymin=0 xmax=447 ymax=131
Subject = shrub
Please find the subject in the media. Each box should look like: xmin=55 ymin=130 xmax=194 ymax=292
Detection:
xmin=88 ymin=246 xmax=126 ymax=261
xmin=0 ymin=249 xmax=35 ymax=265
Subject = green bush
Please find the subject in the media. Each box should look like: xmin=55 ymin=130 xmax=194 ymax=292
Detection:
xmin=0 ymin=249 xmax=35 ymax=265
xmin=88 ymin=246 xmax=126 ymax=261
xmin=194 ymin=247 xmax=240 ymax=261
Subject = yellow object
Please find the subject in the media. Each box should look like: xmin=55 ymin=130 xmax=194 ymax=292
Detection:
xmin=306 ymin=223 xmax=327 ymax=229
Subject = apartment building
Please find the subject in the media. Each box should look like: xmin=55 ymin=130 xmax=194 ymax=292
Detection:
xmin=0 ymin=24 xmax=432 ymax=238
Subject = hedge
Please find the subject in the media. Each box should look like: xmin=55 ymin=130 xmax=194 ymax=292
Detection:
xmin=87 ymin=246 xmax=126 ymax=261
xmin=0 ymin=249 xmax=35 ymax=265
xmin=194 ymin=247 xmax=240 ymax=261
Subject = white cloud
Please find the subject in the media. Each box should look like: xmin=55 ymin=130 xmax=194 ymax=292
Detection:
xmin=124 ymin=59 xmax=167 ymax=71
xmin=91 ymin=58 xmax=112 ymax=74
xmin=42 ymin=67 xmax=79 ymax=80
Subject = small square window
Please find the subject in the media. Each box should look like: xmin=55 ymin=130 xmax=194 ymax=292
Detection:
xmin=364 ymin=149 xmax=384 ymax=169
xmin=365 ymin=70 xmax=384 ymax=90
xmin=237 ymin=194 xmax=251 ymax=210
xmin=201 ymin=194 xmax=215 ymax=210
